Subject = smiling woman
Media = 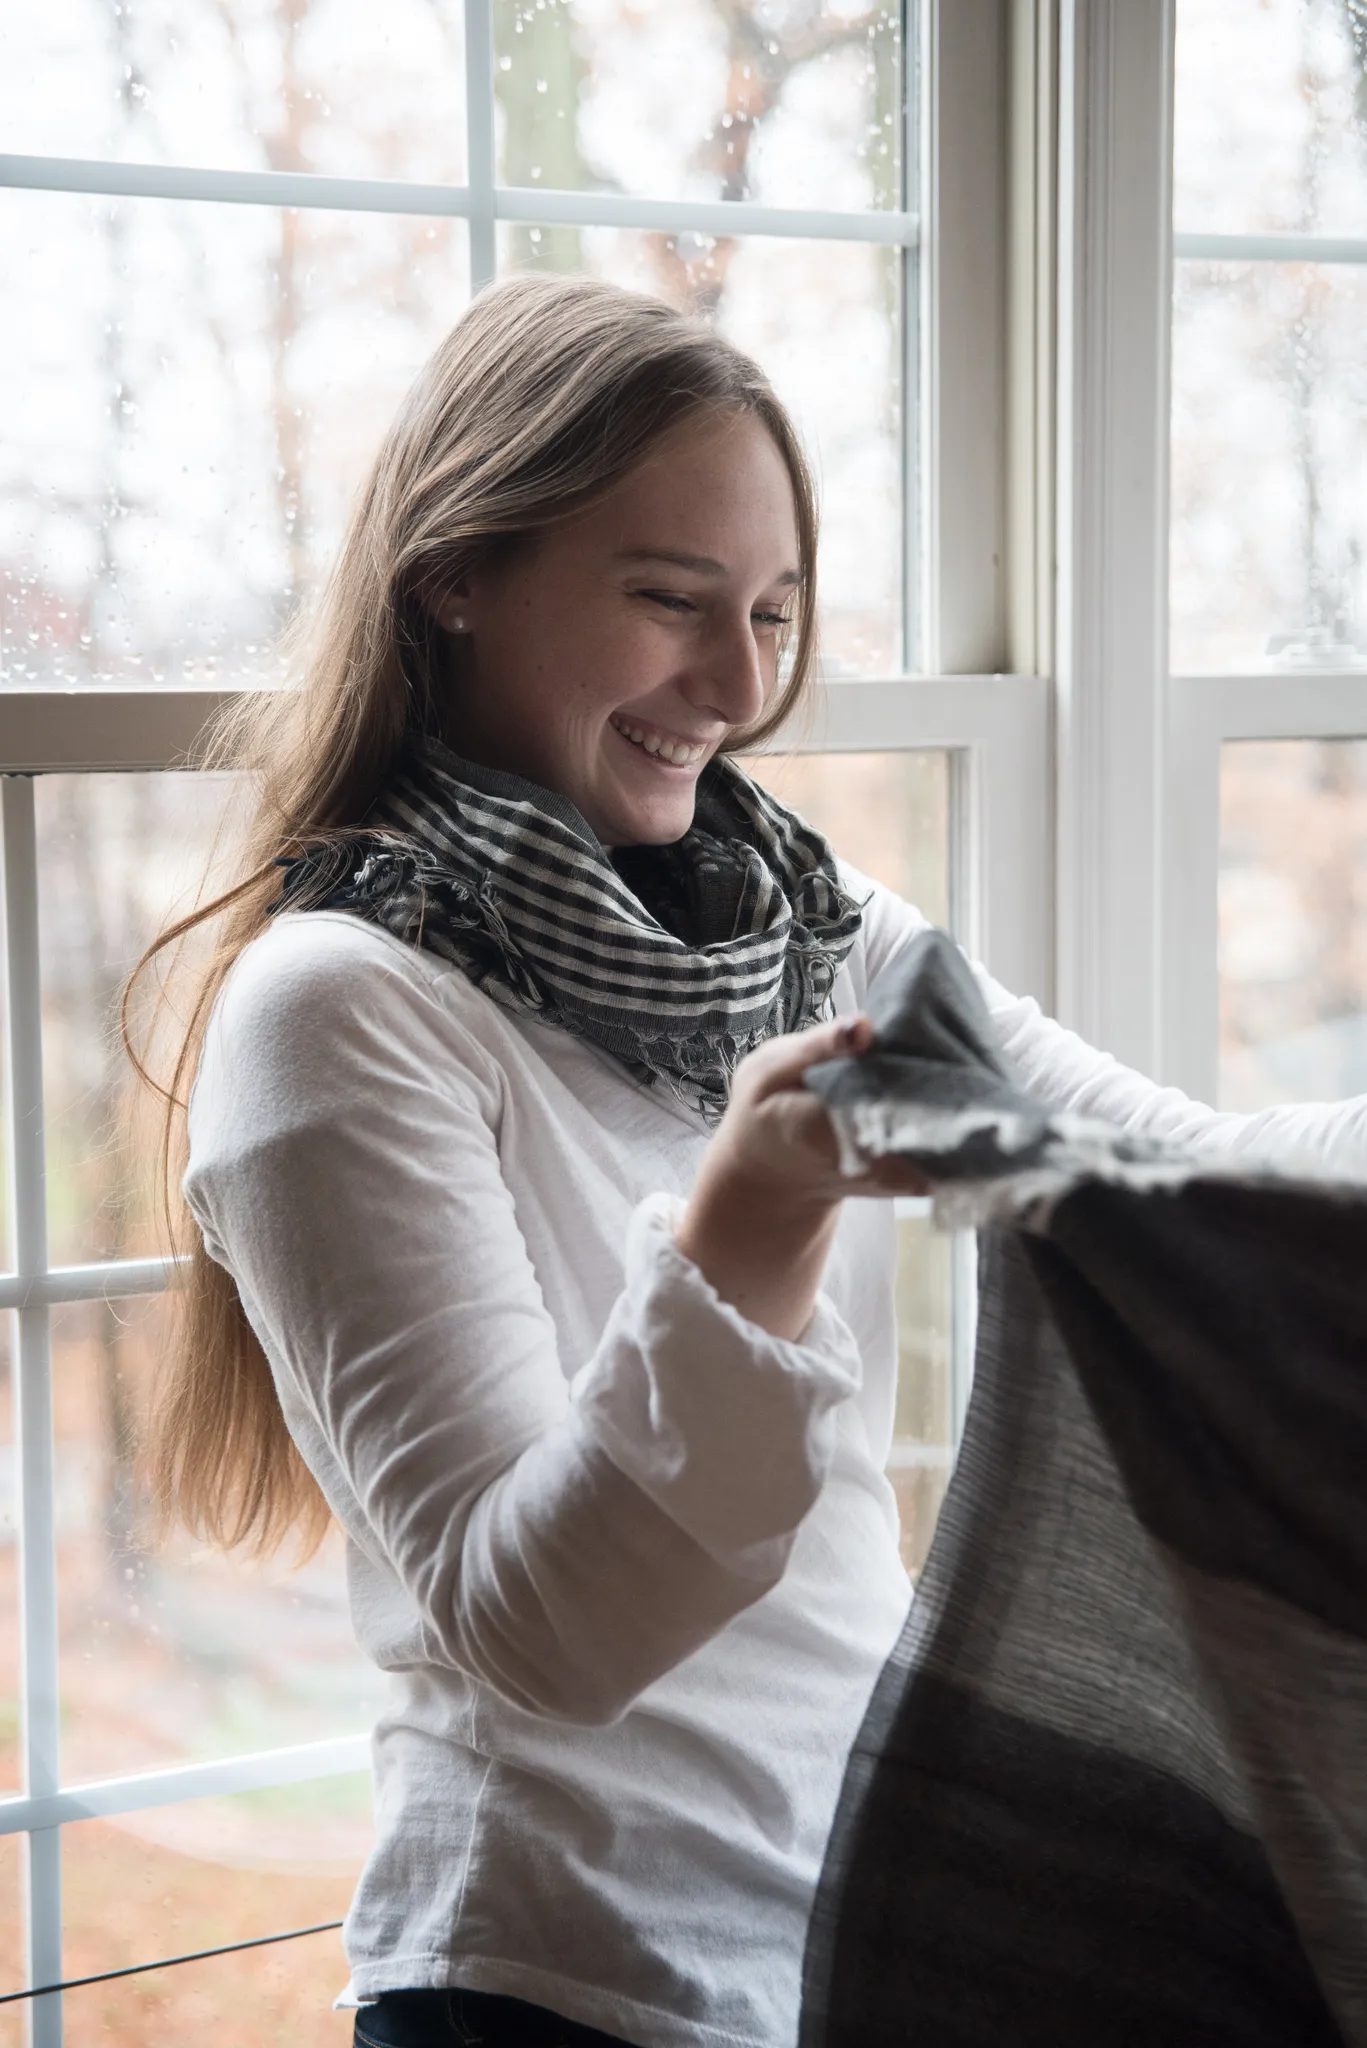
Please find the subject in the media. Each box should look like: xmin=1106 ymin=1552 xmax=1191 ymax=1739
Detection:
xmin=125 ymin=273 xmax=924 ymax=2048
xmin=114 ymin=258 xmax=1367 ymax=2048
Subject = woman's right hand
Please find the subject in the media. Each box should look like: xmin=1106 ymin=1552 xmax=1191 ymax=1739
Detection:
xmin=675 ymin=1014 xmax=925 ymax=1342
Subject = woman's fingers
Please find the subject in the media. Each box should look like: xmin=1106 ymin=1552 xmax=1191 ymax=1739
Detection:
xmin=865 ymin=1155 xmax=933 ymax=1196
xmin=736 ymin=1012 xmax=874 ymax=1104
xmin=681 ymin=1012 xmax=932 ymax=1336
xmin=839 ymin=1014 xmax=877 ymax=1059
xmin=725 ymin=1018 xmax=937 ymax=1199
xmin=736 ymin=1021 xmax=934 ymax=1197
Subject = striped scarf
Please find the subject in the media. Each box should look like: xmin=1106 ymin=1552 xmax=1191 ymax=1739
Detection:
xmin=275 ymin=737 xmax=863 ymax=1121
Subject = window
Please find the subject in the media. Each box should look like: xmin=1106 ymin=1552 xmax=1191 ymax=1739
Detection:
xmin=0 ymin=16 xmax=1342 ymax=2036
xmin=3 ymin=4 xmax=1052 ymax=2036
xmin=1045 ymin=0 xmax=1366 ymax=1121
xmin=1170 ymin=0 xmax=1367 ymax=1109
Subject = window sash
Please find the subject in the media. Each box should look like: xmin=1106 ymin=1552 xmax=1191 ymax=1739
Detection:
xmin=1164 ymin=668 xmax=1367 ymax=1102
xmin=1053 ymin=0 xmax=1367 ymax=1105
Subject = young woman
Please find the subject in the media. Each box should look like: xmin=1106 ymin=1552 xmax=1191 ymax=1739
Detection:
xmin=137 ymin=275 xmax=1367 ymax=2048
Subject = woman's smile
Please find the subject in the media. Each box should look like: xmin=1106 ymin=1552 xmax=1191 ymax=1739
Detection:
xmin=608 ymin=713 xmax=712 ymax=769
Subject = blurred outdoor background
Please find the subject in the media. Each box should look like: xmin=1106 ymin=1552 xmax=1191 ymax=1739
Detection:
xmin=0 ymin=0 xmax=1363 ymax=2037
xmin=1171 ymin=0 xmax=1367 ymax=1107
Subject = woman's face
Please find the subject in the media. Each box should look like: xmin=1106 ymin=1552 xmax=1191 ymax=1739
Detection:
xmin=434 ymin=409 xmax=802 ymax=847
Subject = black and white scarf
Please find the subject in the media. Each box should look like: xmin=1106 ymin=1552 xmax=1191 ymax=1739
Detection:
xmin=275 ymin=736 xmax=863 ymax=1121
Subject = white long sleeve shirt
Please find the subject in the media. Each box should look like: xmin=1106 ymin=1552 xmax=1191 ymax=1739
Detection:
xmin=183 ymin=869 xmax=1367 ymax=2048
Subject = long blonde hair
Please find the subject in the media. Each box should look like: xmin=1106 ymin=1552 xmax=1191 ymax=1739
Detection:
xmin=128 ymin=272 xmax=821 ymax=1559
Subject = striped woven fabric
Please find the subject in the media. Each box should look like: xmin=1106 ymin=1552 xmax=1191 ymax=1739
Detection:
xmin=804 ymin=932 xmax=1367 ymax=2048
xmin=275 ymin=736 xmax=862 ymax=1121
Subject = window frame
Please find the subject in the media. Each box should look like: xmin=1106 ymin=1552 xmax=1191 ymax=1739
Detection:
xmin=1164 ymin=669 xmax=1367 ymax=1100
xmin=1054 ymin=0 xmax=1367 ymax=1096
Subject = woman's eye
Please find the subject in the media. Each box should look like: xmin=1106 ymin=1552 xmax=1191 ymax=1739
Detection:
xmin=635 ymin=590 xmax=791 ymax=628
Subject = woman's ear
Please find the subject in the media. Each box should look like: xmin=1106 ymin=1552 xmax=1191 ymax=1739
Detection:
xmin=420 ymin=574 xmax=473 ymax=635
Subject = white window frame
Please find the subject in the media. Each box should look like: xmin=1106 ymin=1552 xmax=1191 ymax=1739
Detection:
xmin=1055 ymin=0 xmax=1367 ymax=1099
xmin=1053 ymin=0 xmax=1177 ymax=1074
xmin=1164 ymin=669 xmax=1367 ymax=1101
xmin=0 ymin=3 xmax=1050 ymax=2037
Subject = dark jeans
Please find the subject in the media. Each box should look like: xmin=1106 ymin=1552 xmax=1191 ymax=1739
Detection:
xmin=354 ymin=1988 xmax=639 ymax=2048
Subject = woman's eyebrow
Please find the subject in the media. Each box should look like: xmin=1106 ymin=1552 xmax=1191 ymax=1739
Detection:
xmin=616 ymin=546 xmax=801 ymax=586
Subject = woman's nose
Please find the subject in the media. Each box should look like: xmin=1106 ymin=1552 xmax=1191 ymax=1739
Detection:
xmin=683 ymin=613 xmax=769 ymax=727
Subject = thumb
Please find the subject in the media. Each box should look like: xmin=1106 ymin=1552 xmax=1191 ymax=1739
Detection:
xmin=741 ymin=1012 xmax=874 ymax=1103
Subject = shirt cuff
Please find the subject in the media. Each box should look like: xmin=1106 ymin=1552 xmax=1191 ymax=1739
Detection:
xmin=568 ymin=1192 xmax=863 ymax=1577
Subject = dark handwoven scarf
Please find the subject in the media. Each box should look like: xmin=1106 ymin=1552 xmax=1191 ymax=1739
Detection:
xmin=275 ymin=735 xmax=862 ymax=1121
xmin=801 ymin=932 xmax=1367 ymax=2048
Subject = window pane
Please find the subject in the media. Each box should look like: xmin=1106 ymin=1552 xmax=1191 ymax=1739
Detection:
xmin=742 ymin=748 xmax=948 ymax=920
xmin=1174 ymin=0 xmax=1367 ymax=240
xmin=61 ymin=1780 xmax=366 ymax=2043
xmin=54 ymin=1296 xmax=385 ymax=1779
xmin=37 ymin=773 xmax=247 ymax=1268
xmin=0 ymin=970 xmax=7 ymax=1265
xmin=501 ymin=229 xmax=904 ymax=674
xmin=1219 ymin=738 xmax=1367 ymax=1108
xmin=0 ymin=1829 xmax=24 ymax=2024
xmin=2 ymin=192 xmax=469 ymax=693
xmin=0 ymin=0 xmax=468 ymax=185
xmin=494 ymin=0 xmax=907 ymax=211
xmin=1170 ymin=259 xmax=1367 ymax=672
xmin=0 ymin=1322 xmax=17 ymax=1795
xmin=891 ymin=1210 xmax=951 ymax=1579
xmin=744 ymin=748 xmax=952 ymax=1576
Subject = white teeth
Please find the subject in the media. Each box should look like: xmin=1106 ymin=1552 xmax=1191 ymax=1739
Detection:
xmin=612 ymin=717 xmax=704 ymax=765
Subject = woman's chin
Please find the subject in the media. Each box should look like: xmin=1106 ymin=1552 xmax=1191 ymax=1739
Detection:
xmin=600 ymin=789 xmax=699 ymax=849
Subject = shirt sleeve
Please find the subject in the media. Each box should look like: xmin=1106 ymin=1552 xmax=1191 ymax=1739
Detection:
xmin=976 ymin=974 xmax=1367 ymax=1165
xmin=184 ymin=919 xmax=862 ymax=1728
xmin=852 ymin=872 xmax=1367 ymax=1167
